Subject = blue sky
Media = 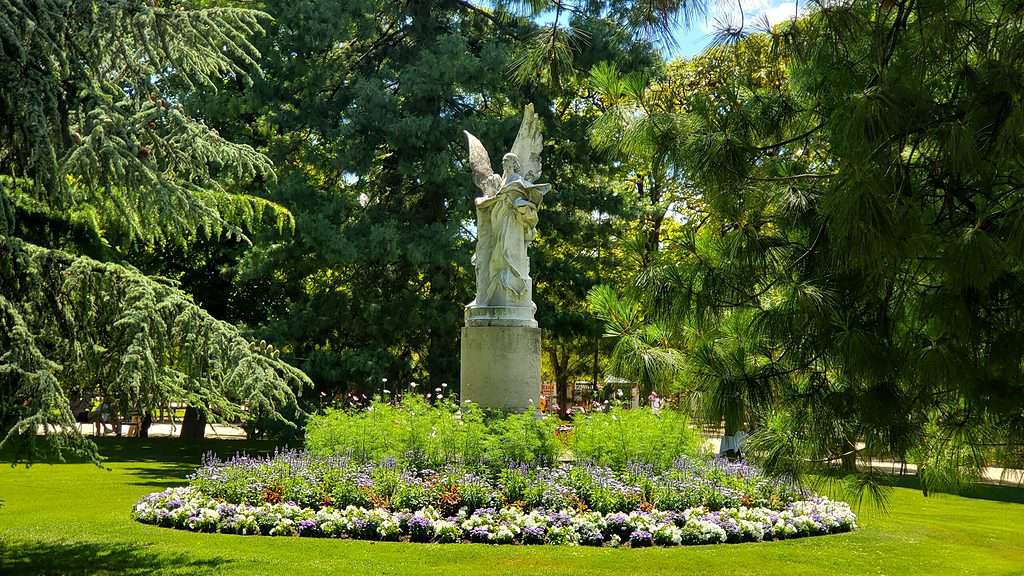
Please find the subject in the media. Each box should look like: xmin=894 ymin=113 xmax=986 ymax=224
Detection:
xmin=664 ymin=0 xmax=802 ymax=58
xmin=531 ymin=0 xmax=803 ymax=59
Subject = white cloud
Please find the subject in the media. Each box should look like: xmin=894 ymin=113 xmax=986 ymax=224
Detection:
xmin=700 ymin=0 xmax=800 ymax=33
xmin=760 ymin=1 xmax=800 ymax=26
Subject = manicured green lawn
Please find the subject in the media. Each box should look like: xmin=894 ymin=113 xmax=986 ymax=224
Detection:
xmin=1 ymin=439 xmax=1023 ymax=575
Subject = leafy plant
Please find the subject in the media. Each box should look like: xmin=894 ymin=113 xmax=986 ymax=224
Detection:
xmin=486 ymin=410 xmax=562 ymax=468
xmin=305 ymin=397 xmax=494 ymax=469
xmin=571 ymin=407 xmax=704 ymax=471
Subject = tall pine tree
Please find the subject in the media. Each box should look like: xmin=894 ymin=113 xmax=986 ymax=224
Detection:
xmin=591 ymin=0 xmax=1024 ymax=496
xmin=0 ymin=0 xmax=310 ymax=460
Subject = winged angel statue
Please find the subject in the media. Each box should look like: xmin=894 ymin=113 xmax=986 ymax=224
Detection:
xmin=464 ymin=104 xmax=550 ymax=325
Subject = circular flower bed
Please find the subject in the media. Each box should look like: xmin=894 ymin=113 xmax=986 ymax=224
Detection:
xmin=132 ymin=450 xmax=857 ymax=547
xmin=134 ymin=487 xmax=855 ymax=546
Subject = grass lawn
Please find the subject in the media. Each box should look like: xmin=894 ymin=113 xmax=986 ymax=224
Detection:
xmin=1 ymin=439 xmax=1023 ymax=575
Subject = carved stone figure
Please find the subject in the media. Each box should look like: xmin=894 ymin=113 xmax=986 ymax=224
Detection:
xmin=464 ymin=104 xmax=550 ymax=327
xmin=460 ymin=105 xmax=546 ymax=410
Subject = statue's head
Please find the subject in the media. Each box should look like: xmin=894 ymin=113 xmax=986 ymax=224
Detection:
xmin=502 ymin=153 xmax=521 ymax=176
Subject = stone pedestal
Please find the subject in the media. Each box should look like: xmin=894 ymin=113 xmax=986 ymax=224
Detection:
xmin=460 ymin=325 xmax=541 ymax=411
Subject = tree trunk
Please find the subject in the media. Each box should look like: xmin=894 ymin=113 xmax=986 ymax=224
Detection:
xmin=556 ymin=373 xmax=570 ymax=419
xmin=180 ymin=407 xmax=207 ymax=441
xmin=637 ymin=174 xmax=664 ymax=271
xmin=840 ymin=437 xmax=859 ymax=473
xmin=549 ymin=346 xmax=571 ymax=419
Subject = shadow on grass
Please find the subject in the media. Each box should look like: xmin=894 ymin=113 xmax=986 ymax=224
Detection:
xmin=0 ymin=539 xmax=229 ymax=575
xmin=1 ymin=437 xmax=283 ymax=468
xmin=123 ymin=462 xmax=198 ymax=487
xmin=876 ymin=474 xmax=1024 ymax=504
xmin=90 ymin=437 xmax=283 ymax=464
xmin=99 ymin=438 xmax=288 ymax=487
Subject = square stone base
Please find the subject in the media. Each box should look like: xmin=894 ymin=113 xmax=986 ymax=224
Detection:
xmin=460 ymin=325 xmax=542 ymax=411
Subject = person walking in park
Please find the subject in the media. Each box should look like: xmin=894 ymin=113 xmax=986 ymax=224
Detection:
xmin=95 ymin=402 xmax=112 ymax=436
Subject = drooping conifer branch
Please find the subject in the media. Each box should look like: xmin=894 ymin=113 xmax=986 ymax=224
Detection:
xmin=0 ymin=236 xmax=310 ymax=461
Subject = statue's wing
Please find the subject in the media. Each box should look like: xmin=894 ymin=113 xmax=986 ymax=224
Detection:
xmin=464 ymin=130 xmax=495 ymax=192
xmin=510 ymin=103 xmax=543 ymax=181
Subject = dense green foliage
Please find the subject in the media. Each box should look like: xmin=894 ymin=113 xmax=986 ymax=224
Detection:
xmin=0 ymin=0 xmax=309 ymax=460
xmin=183 ymin=0 xmax=665 ymax=410
xmin=588 ymin=0 xmax=1024 ymax=494
xmin=570 ymin=407 xmax=704 ymax=471
xmin=305 ymin=396 xmax=561 ymax=469
xmin=4 ymin=0 xmax=1023 ymax=504
xmin=0 ymin=237 xmax=306 ymax=459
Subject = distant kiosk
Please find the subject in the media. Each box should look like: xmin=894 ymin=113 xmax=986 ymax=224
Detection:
xmin=601 ymin=375 xmax=639 ymax=409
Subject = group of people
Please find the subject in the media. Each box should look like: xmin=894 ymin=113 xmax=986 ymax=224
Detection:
xmin=71 ymin=398 xmax=116 ymax=436
xmin=538 ymin=389 xmax=668 ymax=415
xmin=71 ymin=398 xmax=150 ymax=437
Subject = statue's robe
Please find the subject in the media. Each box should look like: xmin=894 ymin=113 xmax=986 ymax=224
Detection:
xmin=476 ymin=176 xmax=548 ymax=307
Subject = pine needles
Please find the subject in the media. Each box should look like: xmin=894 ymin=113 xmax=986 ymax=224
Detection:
xmin=0 ymin=237 xmax=309 ymax=462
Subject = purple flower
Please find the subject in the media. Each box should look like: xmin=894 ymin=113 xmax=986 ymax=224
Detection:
xmin=630 ymin=530 xmax=653 ymax=547
xmin=521 ymin=526 xmax=546 ymax=544
xmin=547 ymin=512 xmax=572 ymax=527
xmin=408 ymin=516 xmax=434 ymax=542
xmin=627 ymin=462 xmax=655 ymax=478
xmin=409 ymin=516 xmax=433 ymax=529
xmin=607 ymin=512 xmax=629 ymax=525
xmin=469 ymin=526 xmax=492 ymax=543
xmin=605 ymin=513 xmax=632 ymax=538
xmin=298 ymin=519 xmax=318 ymax=535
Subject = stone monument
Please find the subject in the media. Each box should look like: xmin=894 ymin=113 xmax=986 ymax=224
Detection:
xmin=460 ymin=104 xmax=549 ymax=410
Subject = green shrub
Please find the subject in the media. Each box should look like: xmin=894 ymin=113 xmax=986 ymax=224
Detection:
xmin=305 ymin=401 xmax=401 ymax=463
xmin=523 ymin=478 xmax=551 ymax=510
xmin=305 ymin=396 xmax=559 ymax=471
xmin=486 ymin=410 xmax=561 ymax=467
xmin=564 ymin=466 xmax=645 ymax=513
xmin=392 ymin=482 xmax=431 ymax=510
xmin=371 ymin=465 xmax=401 ymax=502
xmin=570 ymin=407 xmax=704 ymax=471
xmin=497 ymin=467 xmax=530 ymax=505
xmin=329 ymin=479 xmax=369 ymax=508
xmin=305 ymin=396 xmax=491 ymax=469
xmin=424 ymin=401 xmax=489 ymax=469
xmin=458 ymin=477 xmax=496 ymax=512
